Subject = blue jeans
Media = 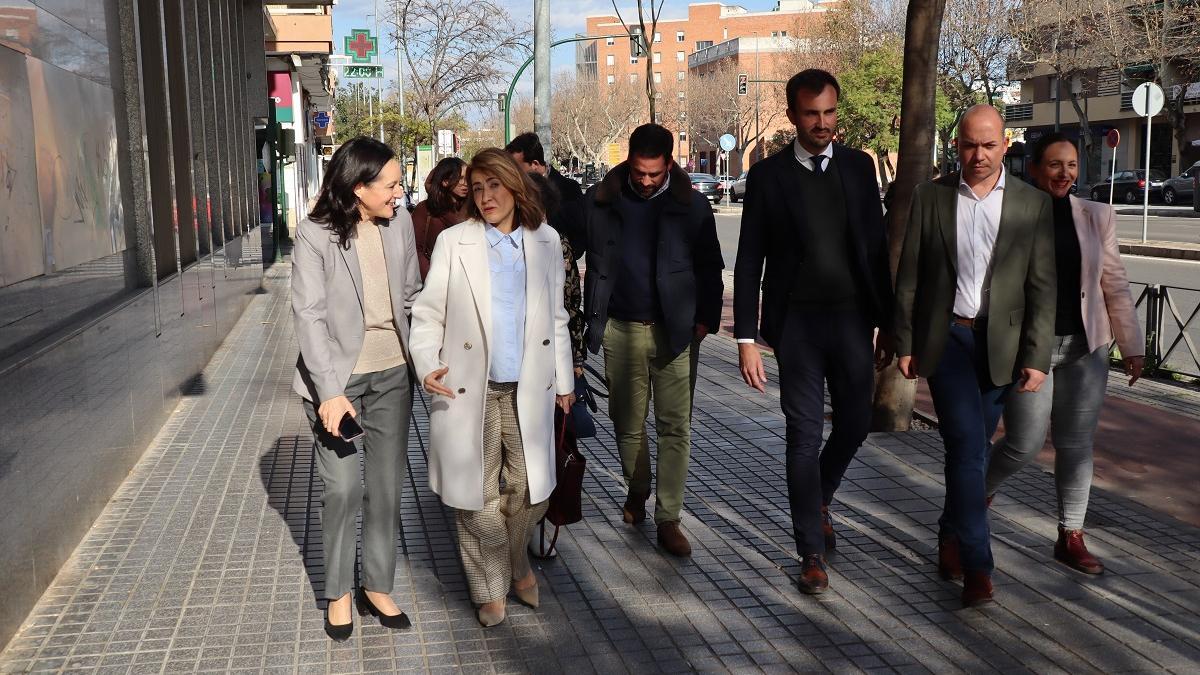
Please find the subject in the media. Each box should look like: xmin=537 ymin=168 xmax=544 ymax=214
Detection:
xmin=927 ymin=323 xmax=1011 ymax=574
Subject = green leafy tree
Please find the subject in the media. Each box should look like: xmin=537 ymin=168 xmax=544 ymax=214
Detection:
xmin=838 ymin=44 xmax=904 ymax=186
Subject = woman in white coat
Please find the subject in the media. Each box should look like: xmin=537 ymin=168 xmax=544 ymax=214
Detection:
xmin=409 ymin=148 xmax=575 ymax=627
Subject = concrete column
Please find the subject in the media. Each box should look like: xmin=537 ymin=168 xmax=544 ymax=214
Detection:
xmin=199 ymin=0 xmax=228 ymax=251
xmin=110 ymin=0 xmax=158 ymax=291
xmin=231 ymin=2 xmax=256 ymax=233
xmin=213 ymin=0 xmax=236 ymax=243
xmin=183 ymin=0 xmax=212 ymax=256
xmin=137 ymin=0 xmax=181 ymax=279
xmin=162 ymin=0 xmax=198 ymax=266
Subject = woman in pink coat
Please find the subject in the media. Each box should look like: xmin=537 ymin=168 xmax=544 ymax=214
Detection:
xmin=987 ymin=132 xmax=1145 ymax=575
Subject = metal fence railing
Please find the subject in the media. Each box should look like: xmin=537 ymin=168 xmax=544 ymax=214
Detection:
xmin=1110 ymin=283 xmax=1200 ymax=379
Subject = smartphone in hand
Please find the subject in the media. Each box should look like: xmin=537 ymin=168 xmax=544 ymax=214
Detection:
xmin=338 ymin=413 xmax=365 ymax=442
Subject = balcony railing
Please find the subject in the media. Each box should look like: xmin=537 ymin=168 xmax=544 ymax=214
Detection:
xmin=1005 ymin=103 xmax=1033 ymax=122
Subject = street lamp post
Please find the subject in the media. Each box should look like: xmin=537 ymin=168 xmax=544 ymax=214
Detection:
xmin=504 ymin=34 xmax=628 ymax=145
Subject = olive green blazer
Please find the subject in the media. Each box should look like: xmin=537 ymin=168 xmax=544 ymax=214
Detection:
xmin=893 ymin=172 xmax=1057 ymax=386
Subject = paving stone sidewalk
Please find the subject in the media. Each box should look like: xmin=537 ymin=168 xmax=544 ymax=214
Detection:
xmin=2 ymin=262 xmax=1198 ymax=674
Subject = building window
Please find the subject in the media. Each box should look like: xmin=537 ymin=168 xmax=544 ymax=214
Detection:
xmin=680 ymin=131 xmax=687 ymax=141
xmin=630 ymin=55 xmax=638 ymax=64
xmin=723 ymin=28 xmax=728 ymax=40
xmin=676 ymin=51 xmax=684 ymax=62
xmin=677 ymin=71 xmax=686 ymax=81
xmin=653 ymin=52 xmax=661 ymax=64
xmin=696 ymin=40 xmax=713 ymax=50
xmin=606 ymin=36 xmax=615 ymax=45
xmin=771 ymin=31 xmax=778 ymax=37
xmin=782 ymin=31 xmax=788 ymax=37
xmin=678 ymin=90 xmax=686 ymax=98
xmin=607 ymin=54 xmax=614 ymax=66
xmin=607 ymin=74 xmax=615 ymax=84
xmin=676 ymin=30 xmax=685 ymax=42
xmin=654 ymin=32 xmax=662 ymax=43
xmin=630 ymin=72 xmax=637 ymax=83
xmin=654 ymin=72 xmax=662 ymax=83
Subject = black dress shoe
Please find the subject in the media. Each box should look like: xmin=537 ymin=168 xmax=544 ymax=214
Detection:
xmin=324 ymin=609 xmax=353 ymax=641
xmin=356 ymin=589 xmax=413 ymax=629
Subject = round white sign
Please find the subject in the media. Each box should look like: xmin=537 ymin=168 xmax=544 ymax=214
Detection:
xmin=719 ymin=133 xmax=737 ymax=152
xmin=1131 ymin=82 xmax=1165 ymax=117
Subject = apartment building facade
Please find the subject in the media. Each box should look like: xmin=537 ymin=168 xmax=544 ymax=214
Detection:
xmin=1004 ymin=63 xmax=1200 ymax=189
xmin=577 ymin=0 xmax=830 ymax=171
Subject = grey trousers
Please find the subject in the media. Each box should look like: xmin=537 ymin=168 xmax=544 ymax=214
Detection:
xmin=456 ymin=382 xmax=548 ymax=605
xmin=305 ymin=364 xmax=411 ymax=600
xmin=987 ymin=334 xmax=1109 ymax=530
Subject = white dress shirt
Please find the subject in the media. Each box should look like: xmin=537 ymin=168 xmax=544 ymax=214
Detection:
xmin=792 ymin=139 xmax=834 ymax=173
xmin=953 ymin=171 xmax=1006 ymax=318
xmin=736 ymin=140 xmax=837 ymax=345
xmin=484 ymin=224 xmax=526 ymax=383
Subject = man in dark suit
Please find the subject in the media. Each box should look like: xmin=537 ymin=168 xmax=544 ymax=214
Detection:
xmin=894 ymin=105 xmax=1056 ymax=607
xmin=734 ymin=69 xmax=895 ymax=594
xmin=506 ymin=132 xmax=585 ymax=258
xmin=583 ymin=123 xmax=724 ymax=557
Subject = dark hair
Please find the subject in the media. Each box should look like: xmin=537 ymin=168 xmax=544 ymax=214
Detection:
xmin=627 ymin=123 xmax=674 ymax=160
xmin=1031 ymin=131 xmax=1075 ymax=165
xmin=308 ymin=136 xmax=396 ymax=249
xmin=504 ymin=132 xmax=546 ymax=165
xmin=786 ymin=69 xmax=841 ymax=110
xmin=426 ymin=157 xmax=467 ymax=216
xmin=465 ymin=148 xmax=545 ymax=230
xmin=527 ymin=171 xmax=561 ymax=218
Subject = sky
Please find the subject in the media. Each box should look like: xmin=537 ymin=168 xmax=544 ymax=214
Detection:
xmin=331 ymin=0 xmax=787 ymax=109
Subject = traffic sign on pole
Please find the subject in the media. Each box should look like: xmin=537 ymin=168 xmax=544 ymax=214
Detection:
xmin=1132 ymin=82 xmax=1164 ymax=242
xmin=1106 ymin=128 xmax=1120 ymax=206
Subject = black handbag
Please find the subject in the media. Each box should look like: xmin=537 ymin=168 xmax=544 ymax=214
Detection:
xmin=571 ymin=363 xmax=608 ymax=438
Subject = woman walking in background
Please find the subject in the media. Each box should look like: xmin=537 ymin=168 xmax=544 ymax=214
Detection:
xmin=411 ymin=157 xmax=468 ymax=279
xmin=409 ymin=148 xmax=575 ymax=627
xmin=291 ymin=137 xmax=421 ymax=640
xmin=986 ymin=132 xmax=1145 ymax=575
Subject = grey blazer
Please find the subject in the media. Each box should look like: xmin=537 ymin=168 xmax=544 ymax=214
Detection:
xmin=291 ymin=213 xmax=423 ymax=403
xmin=893 ymin=172 xmax=1057 ymax=386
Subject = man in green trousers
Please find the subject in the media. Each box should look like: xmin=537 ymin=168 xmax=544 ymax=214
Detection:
xmin=582 ymin=124 xmax=724 ymax=557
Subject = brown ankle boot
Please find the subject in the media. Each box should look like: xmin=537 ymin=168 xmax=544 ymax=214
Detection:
xmin=938 ymin=536 xmax=964 ymax=581
xmin=622 ymin=488 xmax=651 ymax=524
xmin=656 ymin=520 xmax=692 ymax=557
xmin=1055 ymin=527 xmax=1104 ymax=574
xmin=961 ymin=571 xmax=994 ymax=608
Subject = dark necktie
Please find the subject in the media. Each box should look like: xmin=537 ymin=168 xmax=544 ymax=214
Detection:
xmin=811 ymin=155 xmax=826 ymax=174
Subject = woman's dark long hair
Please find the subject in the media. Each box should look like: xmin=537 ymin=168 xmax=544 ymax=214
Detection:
xmin=308 ymin=136 xmax=396 ymax=249
xmin=426 ymin=157 xmax=467 ymax=217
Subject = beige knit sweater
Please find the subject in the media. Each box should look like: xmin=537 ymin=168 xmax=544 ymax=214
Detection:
xmin=352 ymin=222 xmax=406 ymax=374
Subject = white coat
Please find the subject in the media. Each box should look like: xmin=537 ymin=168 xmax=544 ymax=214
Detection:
xmin=408 ymin=219 xmax=574 ymax=511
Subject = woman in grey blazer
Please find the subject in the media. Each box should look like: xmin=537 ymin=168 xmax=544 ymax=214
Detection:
xmin=291 ymin=137 xmax=422 ymax=640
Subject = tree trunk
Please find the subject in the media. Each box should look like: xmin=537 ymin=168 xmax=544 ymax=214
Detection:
xmin=870 ymin=0 xmax=947 ymax=432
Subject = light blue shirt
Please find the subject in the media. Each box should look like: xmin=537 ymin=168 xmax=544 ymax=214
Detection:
xmin=485 ymin=224 xmax=526 ymax=383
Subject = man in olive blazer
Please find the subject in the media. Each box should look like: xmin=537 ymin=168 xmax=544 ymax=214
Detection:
xmin=894 ymin=106 xmax=1056 ymax=607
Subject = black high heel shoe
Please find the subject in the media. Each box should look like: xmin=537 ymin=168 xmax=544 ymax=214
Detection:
xmin=324 ymin=606 xmax=353 ymax=642
xmin=356 ymin=589 xmax=413 ymax=629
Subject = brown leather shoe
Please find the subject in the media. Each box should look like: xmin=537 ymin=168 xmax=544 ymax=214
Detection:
xmin=796 ymin=554 xmax=829 ymax=595
xmin=1055 ymin=528 xmax=1104 ymax=574
xmin=961 ymin=571 xmax=994 ymax=608
xmin=820 ymin=505 xmax=836 ymax=551
xmin=938 ymin=536 xmax=964 ymax=581
xmin=656 ymin=520 xmax=692 ymax=557
xmin=622 ymin=488 xmax=651 ymax=524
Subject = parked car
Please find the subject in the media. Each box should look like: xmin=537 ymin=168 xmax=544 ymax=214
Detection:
xmin=1089 ymin=169 xmax=1167 ymax=204
xmin=728 ymin=172 xmax=749 ymax=203
xmin=1162 ymin=161 xmax=1200 ymax=206
xmin=688 ymin=173 xmax=724 ymax=204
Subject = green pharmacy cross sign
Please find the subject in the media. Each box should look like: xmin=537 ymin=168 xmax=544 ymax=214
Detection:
xmin=344 ymin=65 xmax=384 ymax=78
xmin=344 ymin=29 xmax=378 ymax=63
